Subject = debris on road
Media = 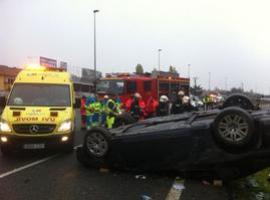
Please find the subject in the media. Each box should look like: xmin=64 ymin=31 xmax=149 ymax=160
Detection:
xmin=213 ymin=180 xmax=223 ymax=187
xmin=140 ymin=195 xmax=152 ymax=200
xmin=172 ymin=182 xmax=185 ymax=190
xmin=99 ymin=168 xmax=110 ymax=173
xmin=254 ymin=192 xmax=265 ymax=200
xmin=135 ymin=175 xmax=146 ymax=180
xmin=246 ymin=178 xmax=259 ymax=188
xmin=201 ymin=180 xmax=210 ymax=186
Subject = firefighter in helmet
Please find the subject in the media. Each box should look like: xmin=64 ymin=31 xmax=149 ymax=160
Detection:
xmin=157 ymin=95 xmax=170 ymax=116
xmin=171 ymin=90 xmax=185 ymax=114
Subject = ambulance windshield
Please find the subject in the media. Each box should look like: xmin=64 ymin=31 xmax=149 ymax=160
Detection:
xmin=7 ymin=83 xmax=71 ymax=107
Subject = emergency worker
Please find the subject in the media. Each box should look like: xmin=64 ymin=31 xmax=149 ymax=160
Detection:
xmin=156 ymin=95 xmax=170 ymax=116
xmin=125 ymin=94 xmax=134 ymax=112
xmin=101 ymin=95 xmax=109 ymax=127
xmin=85 ymin=95 xmax=95 ymax=130
xmin=90 ymin=96 xmax=102 ymax=127
xmin=115 ymin=95 xmax=123 ymax=111
xmin=105 ymin=96 xmax=121 ymax=128
xmin=80 ymin=96 xmax=87 ymax=129
xmin=171 ymin=90 xmax=185 ymax=114
xmin=146 ymin=96 xmax=158 ymax=118
xmin=129 ymin=93 xmax=146 ymax=121
xmin=182 ymin=96 xmax=197 ymax=112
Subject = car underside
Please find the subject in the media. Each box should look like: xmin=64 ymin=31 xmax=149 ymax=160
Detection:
xmin=77 ymin=94 xmax=270 ymax=181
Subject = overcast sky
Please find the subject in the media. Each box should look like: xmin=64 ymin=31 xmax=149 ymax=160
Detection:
xmin=1 ymin=0 xmax=270 ymax=93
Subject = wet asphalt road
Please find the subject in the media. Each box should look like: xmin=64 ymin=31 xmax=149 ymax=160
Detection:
xmin=0 ymin=110 xmax=230 ymax=200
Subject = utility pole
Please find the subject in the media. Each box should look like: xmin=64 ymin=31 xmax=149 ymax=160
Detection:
xmin=158 ymin=49 xmax=162 ymax=72
xmin=193 ymin=77 xmax=198 ymax=95
xmin=188 ymin=64 xmax=191 ymax=79
xmin=193 ymin=77 xmax=198 ymax=87
xmin=225 ymin=77 xmax=228 ymax=91
xmin=208 ymin=72 xmax=211 ymax=91
xmin=93 ymin=9 xmax=99 ymax=93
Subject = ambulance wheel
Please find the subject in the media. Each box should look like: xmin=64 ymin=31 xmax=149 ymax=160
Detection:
xmin=84 ymin=127 xmax=111 ymax=158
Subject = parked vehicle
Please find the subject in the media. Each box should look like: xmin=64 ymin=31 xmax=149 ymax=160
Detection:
xmin=77 ymin=94 xmax=270 ymax=181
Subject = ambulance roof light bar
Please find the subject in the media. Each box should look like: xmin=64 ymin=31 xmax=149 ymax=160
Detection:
xmin=24 ymin=64 xmax=65 ymax=72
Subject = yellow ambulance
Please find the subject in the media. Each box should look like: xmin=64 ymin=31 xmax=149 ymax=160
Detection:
xmin=0 ymin=65 xmax=75 ymax=155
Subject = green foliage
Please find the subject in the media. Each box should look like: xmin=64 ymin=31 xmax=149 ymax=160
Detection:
xmin=230 ymin=168 xmax=270 ymax=200
xmin=169 ymin=65 xmax=178 ymax=73
xmin=135 ymin=64 xmax=144 ymax=74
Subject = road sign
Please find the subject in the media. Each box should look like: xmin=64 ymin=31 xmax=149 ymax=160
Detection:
xmin=60 ymin=61 xmax=67 ymax=71
xmin=40 ymin=57 xmax=57 ymax=68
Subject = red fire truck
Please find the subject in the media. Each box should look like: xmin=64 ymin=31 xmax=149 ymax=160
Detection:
xmin=96 ymin=73 xmax=190 ymax=104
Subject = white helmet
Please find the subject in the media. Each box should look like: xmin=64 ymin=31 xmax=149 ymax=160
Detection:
xmin=160 ymin=95 xmax=169 ymax=103
xmin=104 ymin=95 xmax=109 ymax=99
xmin=178 ymin=90 xmax=185 ymax=96
xmin=182 ymin=96 xmax=190 ymax=104
xmin=134 ymin=93 xmax=142 ymax=99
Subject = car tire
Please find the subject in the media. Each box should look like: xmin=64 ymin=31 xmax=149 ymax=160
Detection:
xmin=114 ymin=112 xmax=136 ymax=127
xmin=83 ymin=127 xmax=111 ymax=159
xmin=212 ymin=107 xmax=258 ymax=151
xmin=223 ymin=94 xmax=255 ymax=110
xmin=0 ymin=145 xmax=13 ymax=156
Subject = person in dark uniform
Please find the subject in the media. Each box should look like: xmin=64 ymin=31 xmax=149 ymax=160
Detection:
xmin=171 ymin=90 xmax=185 ymax=114
xmin=157 ymin=95 xmax=170 ymax=116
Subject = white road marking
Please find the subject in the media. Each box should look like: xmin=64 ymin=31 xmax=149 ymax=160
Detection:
xmin=0 ymin=154 xmax=59 ymax=179
xmin=0 ymin=144 xmax=82 ymax=179
xmin=73 ymin=144 xmax=82 ymax=150
xmin=165 ymin=178 xmax=185 ymax=200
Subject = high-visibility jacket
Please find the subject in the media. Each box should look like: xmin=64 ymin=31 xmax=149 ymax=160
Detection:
xmin=105 ymin=99 xmax=120 ymax=128
xmin=85 ymin=96 xmax=95 ymax=116
xmin=90 ymin=101 xmax=102 ymax=126
xmin=146 ymin=97 xmax=158 ymax=116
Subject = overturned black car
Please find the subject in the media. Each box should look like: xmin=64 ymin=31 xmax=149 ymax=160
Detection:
xmin=77 ymin=94 xmax=270 ymax=181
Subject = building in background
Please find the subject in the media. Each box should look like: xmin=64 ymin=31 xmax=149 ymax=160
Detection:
xmin=0 ymin=65 xmax=21 ymax=95
xmin=81 ymin=68 xmax=102 ymax=82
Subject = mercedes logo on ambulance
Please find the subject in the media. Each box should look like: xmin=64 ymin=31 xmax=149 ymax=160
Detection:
xmin=29 ymin=125 xmax=39 ymax=134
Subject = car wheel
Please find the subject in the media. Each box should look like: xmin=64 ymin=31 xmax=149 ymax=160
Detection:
xmin=213 ymin=107 xmax=257 ymax=151
xmin=223 ymin=94 xmax=255 ymax=110
xmin=84 ymin=128 xmax=111 ymax=158
xmin=0 ymin=145 xmax=13 ymax=156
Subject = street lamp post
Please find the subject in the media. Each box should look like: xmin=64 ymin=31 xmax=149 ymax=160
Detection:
xmin=208 ymin=72 xmax=211 ymax=91
xmin=188 ymin=64 xmax=191 ymax=78
xmin=158 ymin=49 xmax=162 ymax=72
xmin=93 ymin=9 xmax=99 ymax=93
